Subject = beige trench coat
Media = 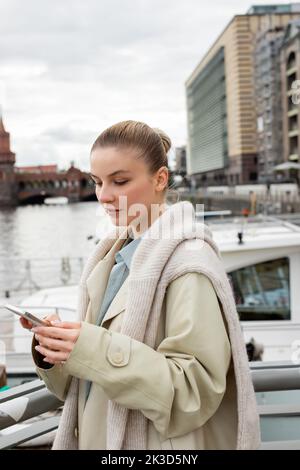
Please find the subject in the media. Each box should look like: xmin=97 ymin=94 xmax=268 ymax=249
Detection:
xmin=33 ymin=236 xmax=237 ymax=449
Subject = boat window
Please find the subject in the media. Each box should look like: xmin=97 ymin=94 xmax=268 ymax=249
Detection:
xmin=228 ymin=257 xmax=290 ymax=321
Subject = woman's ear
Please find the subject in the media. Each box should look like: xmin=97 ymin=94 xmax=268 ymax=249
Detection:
xmin=155 ymin=166 xmax=169 ymax=192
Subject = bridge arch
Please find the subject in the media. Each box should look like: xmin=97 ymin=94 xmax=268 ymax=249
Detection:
xmin=19 ymin=193 xmax=54 ymax=205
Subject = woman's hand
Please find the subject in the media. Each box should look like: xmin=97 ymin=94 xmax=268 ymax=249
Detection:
xmin=19 ymin=313 xmax=60 ymax=330
xmin=32 ymin=321 xmax=81 ymax=365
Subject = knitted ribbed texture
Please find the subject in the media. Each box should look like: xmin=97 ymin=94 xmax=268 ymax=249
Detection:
xmin=52 ymin=200 xmax=261 ymax=450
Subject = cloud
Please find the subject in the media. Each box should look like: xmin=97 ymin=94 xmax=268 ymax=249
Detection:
xmin=41 ymin=125 xmax=94 ymax=142
xmin=0 ymin=0 xmax=290 ymax=168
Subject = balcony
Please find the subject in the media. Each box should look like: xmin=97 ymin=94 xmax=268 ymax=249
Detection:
xmin=287 ymin=108 xmax=298 ymax=117
xmin=289 ymin=154 xmax=299 ymax=162
xmin=286 ymin=66 xmax=298 ymax=77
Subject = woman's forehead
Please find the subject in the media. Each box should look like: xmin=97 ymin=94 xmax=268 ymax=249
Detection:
xmin=90 ymin=147 xmax=146 ymax=175
xmin=90 ymin=169 xmax=132 ymax=179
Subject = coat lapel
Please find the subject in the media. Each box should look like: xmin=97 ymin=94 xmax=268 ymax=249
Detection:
xmin=86 ymin=257 xmax=112 ymax=323
xmin=101 ymin=277 xmax=129 ymax=326
xmin=86 ymin=234 xmax=129 ymax=324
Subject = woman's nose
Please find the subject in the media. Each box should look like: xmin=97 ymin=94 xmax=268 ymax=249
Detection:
xmin=97 ymin=186 xmax=115 ymax=204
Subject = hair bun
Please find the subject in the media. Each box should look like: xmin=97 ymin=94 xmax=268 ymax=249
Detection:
xmin=152 ymin=127 xmax=172 ymax=155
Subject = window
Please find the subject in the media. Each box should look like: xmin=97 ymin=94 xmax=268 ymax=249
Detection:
xmin=289 ymin=114 xmax=298 ymax=132
xmin=249 ymin=172 xmax=258 ymax=181
xmin=287 ymin=72 xmax=297 ymax=92
xmin=287 ymin=51 xmax=296 ymax=71
xmin=228 ymin=258 xmax=290 ymax=321
xmin=257 ymin=116 xmax=264 ymax=132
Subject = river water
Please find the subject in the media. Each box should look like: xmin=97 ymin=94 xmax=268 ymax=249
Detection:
xmin=0 ymin=201 xmax=112 ymax=297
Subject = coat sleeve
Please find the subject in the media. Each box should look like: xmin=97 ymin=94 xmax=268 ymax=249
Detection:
xmin=32 ymin=336 xmax=71 ymax=402
xmin=63 ymin=272 xmax=231 ymax=439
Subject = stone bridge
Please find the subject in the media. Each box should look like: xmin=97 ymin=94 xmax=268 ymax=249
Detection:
xmin=15 ymin=165 xmax=96 ymax=204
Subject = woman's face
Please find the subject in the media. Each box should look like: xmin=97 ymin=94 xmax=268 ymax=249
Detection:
xmin=90 ymin=146 xmax=168 ymax=231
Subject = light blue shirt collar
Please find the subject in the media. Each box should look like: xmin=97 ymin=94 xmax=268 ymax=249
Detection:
xmin=115 ymin=236 xmax=142 ymax=269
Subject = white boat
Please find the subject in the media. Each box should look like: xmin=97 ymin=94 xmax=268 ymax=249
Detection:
xmin=44 ymin=197 xmax=68 ymax=205
xmin=206 ymin=215 xmax=300 ymax=363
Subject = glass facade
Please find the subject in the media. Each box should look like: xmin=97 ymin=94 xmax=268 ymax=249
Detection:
xmin=186 ymin=47 xmax=228 ymax=175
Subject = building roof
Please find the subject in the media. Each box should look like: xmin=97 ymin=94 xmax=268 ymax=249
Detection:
xmin=282 ymin=18 xmax=300 ymax=44
xmin=15 ymin=165 xmax=58 ymax=173
xmin=248 ymin=4 xmax=300 ymax=15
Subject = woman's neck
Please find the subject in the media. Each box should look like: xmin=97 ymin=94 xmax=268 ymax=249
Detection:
xmin=128 ymin=201 xmax=168 ymax=239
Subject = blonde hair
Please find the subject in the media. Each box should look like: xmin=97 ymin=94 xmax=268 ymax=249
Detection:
xmin=91 ymin=120 xmax=175 ymax=195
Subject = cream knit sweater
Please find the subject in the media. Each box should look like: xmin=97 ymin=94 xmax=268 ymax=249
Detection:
xmin=52 ymin=200 xmax=261 ymax=450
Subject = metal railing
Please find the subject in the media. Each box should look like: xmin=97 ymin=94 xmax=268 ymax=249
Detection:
xmin=251 ymin=361 xmax=300 ymax=392
xmin=0 ymin=379 xmax=62 ymax=450
xmin=0 ymin=256 xmax=86 ymax=298
xmin=1 ymin=362 xmax=300 ymax=449
xmin=251 ymin=362 xmax=300 ymax=450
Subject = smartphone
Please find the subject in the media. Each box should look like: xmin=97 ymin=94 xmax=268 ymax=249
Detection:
xmin=4 ymin=304 xmax=49 ymax=327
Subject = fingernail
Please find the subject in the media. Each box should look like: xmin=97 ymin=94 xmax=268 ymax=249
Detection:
xmin=35 ymin=334 xmax=39 ymax=340
xmin=35 ymin=345 xmax=40 ymax=351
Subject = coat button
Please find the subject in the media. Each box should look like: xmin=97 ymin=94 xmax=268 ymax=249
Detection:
xmin=113 ymin=352 xmax=124 ymax=364
xmin=74 ymin=427 xmax=78 ymax=438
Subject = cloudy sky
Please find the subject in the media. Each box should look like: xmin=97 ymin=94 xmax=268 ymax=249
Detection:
xmin=0 ymin=0 xmax=296 ymax=170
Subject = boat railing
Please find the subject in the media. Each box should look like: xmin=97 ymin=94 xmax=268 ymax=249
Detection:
xmin=1 ymin=362 xmax=300 ymax=449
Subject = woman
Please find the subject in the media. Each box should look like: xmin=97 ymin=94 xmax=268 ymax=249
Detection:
xmin=20 ymin=120 xmax=260 ymax=450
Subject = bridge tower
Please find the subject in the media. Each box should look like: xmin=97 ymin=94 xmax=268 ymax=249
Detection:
xmin=0 ymin=109 xmax=17 ymax=206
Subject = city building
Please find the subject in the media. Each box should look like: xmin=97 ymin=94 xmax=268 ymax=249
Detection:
xmin=281 ymin=19 xmax=300 ymax=164
xmin=254 ymin=26 xmax=285 ymax=182
xmin=0 ymin=115 xmax=16 ymax=205
xmin=185 ymin=4 xmax=300 ymax=186
xmin=175 ymin=146 xmax=187 ymax=175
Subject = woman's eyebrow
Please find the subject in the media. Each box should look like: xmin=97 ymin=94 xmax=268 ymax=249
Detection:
xmin=89 ymin=170 xmax=130 ymax=179
xmin=89 ymin=173 xmax=100 ymax=180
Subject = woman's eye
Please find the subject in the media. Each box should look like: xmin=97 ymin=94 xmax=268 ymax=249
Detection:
xmin=91 ymin=180 xmax=128 ymax=186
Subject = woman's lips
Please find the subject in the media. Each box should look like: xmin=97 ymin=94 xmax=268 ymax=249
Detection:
xmin=106 ymin=208 xmax=120 ymax=214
